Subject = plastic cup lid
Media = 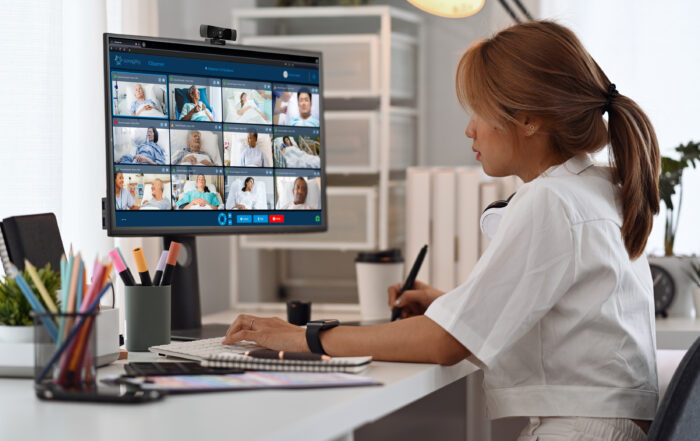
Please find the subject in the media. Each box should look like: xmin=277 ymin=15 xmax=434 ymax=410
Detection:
xmin=355 ymin=249 xmax=403 ymax=263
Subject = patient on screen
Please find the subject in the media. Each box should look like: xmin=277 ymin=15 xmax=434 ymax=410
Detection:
xmin=130 ymin=83 xmax=163 ymax=117
xmin=118 ymin=127 xmax=167 ymax=165
xmin=225 ymin=177 xmax=256 ymax=210
xmin=172 ymin=130 xmax=215 ymax=166
xmin=279 ymin=177 xmax=312 ymax=210
xmin=141 ymin=178 xmax=172 ymax=210
xmin=180 ymin=86 xmax=215 ymax=122
xmin=176 ymin=174 xmax=219 ymax=210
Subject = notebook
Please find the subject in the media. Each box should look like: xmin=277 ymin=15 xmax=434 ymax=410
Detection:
xmin=202 ymin=352 xmax=373 ymax=374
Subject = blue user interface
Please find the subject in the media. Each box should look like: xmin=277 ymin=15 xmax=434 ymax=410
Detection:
xmin=107 ymin=36 xmax=323 ymax=229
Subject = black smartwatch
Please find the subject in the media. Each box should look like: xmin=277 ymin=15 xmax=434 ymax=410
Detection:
xmin=305 ymin=319 xmax=339 ymax=355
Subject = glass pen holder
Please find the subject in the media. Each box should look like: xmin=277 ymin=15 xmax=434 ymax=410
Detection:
xmin=33 ymin=311 xmax=97 ymax=390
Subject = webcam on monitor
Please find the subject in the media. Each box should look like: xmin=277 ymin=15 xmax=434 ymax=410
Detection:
xmin=199 ymin=25 xmax=236 ymax=45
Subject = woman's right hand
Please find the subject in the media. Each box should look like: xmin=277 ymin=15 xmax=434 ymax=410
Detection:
xmin=387 ymin=280 xmax=444 ymax=318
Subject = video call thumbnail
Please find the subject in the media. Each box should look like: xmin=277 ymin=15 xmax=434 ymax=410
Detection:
xmin=114 ymin=172 xmax=173 ymax=210
xmin=273 ymin=84 xmax=320 ymax=127
xmin=275 ymin=174 xmax=322 ymax=210
xmin=224 ymin=130 xmax=273 ymax=168
xmin=114 ymin=124 xmax=170 ymax=165
xmin=170 ymin=126 xmax=223 ymax=166
xmin=171 ymin=171 xmax=225 ymax=210
xmin=224 ymin=170 xmax=275 ymax=210
xmin=111 ymin=72 xmax=169 ymax=119
xmin=169 ymin=76 xmax=222 ymax=122
xmin=222 ymin=80 xmax=273 ymax=125
xmin=273 ymin=133 xmax=321 ymax=169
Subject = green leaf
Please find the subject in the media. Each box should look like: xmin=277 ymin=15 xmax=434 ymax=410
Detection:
xmin=0 ymin=264 xmax=60 ymax=326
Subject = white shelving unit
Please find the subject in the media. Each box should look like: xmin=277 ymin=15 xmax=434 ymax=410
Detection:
xmin=229 ymin=6 xmax=424 ymax=307
xmin=232 ymin=6 xmax=424 ymax=250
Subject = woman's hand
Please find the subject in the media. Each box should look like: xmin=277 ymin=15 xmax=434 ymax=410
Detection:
xmin=387 ymin=280 xmax=445 ymax=318
xmin=222 ymin=314 xmax=308 ymax=352
xmin=235 ymin=204 xmax=247 ymax=209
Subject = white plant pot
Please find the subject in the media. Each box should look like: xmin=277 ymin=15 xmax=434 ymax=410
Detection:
xmin=0 ymin=325 xmax=36 ymax=343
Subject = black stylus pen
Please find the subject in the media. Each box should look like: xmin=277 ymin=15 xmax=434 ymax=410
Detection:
xmin=245 ymin=349 xmax=331 ymax=361
xmin=391 ymin=244 xmax=428 ymax=321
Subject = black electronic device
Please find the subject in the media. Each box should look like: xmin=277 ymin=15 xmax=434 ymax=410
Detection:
xmin=35 ymin=382 xmax=164 ymax=404
xmin=651 ymin=263 xmax=675 ymax=318
xmin=103 ymin=31 xmax=325 ymax=339
xmin=0 ymin=213 xmax=65 ymax=272
xmin=305 ymin=319 xmax=340 ymax=355
xmin=199 ymin=24 xmax=236 ymax=45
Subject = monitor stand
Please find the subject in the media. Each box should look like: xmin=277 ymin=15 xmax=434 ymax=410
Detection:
xmin=163 ymin=235 xmax=231 ymax=341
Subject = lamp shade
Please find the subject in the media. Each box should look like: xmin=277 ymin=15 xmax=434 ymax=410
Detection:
xmin=407 ymin=0 xmax=485 ymax=18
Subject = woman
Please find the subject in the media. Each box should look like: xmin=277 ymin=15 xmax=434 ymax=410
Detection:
xmin=118 ymin=127 xmax=166 ymax=165
xmin=181 ymin=86 xmax=214 ymax=122
xmin=225 ymin=177 xmax=256 ymax=210
xmin=234 ymin=92 xmax=269 ymax=124
xmin=176 ymin=174 xmax=219 ymax=210
xmin=224 ymin=21 xmax=659 ymax=440
xmin=114 ymin=172 xmax=139 ymax=210
xmin=130 ymin=83 xmax=159 ymax=116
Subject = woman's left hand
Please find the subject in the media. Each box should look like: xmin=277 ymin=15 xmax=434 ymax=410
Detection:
xmin=222 ymin=314 xmax=309 ymax=352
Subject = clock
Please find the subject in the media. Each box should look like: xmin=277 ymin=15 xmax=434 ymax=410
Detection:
xmin=650 ymin=263 xmax=675 ymax=318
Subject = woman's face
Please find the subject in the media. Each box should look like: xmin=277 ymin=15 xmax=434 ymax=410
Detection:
xmin=245 ymin=179 xmax=254 ymax=191
xmin=241 ymin=93 xmax=247 ymax=103
xmin=465 ymin=113 xmax=518 ymax=177
xmin=147 ymin=128 xmax=155 ymax=142
xmin=283 ymin=137 xmax=291 ymax=146
xmin=135 ymin=84 xmax=145 ymax=100
xmin=115 ymin=173 xmax=124 ymax=188
xmin=196 ymin=175 xmax=206 ymax=191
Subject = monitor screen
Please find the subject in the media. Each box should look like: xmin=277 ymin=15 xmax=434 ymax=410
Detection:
xmin=103 ymin=34 xmax=326 ymax=236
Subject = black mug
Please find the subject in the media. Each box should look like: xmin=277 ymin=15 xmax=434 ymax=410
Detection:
xmin=287 ymin=300 xmax=311 ymax=326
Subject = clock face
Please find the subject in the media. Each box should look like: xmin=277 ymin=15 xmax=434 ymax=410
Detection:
xmin=650 ymin=264 xmax=675 ymax=317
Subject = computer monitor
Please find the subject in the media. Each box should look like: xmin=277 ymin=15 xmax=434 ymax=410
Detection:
xmin=103 ymin=33 xmax=326 ymax=338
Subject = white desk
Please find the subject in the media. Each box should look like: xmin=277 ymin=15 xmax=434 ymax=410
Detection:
xmin=0 ymin=307 xmax=478 ymax=441
xmin=655 ymin=317 xmax=700 ymax=350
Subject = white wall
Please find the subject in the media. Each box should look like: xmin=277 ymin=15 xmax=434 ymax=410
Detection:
xmin=539 ymin=0 xmax=700 ymax=256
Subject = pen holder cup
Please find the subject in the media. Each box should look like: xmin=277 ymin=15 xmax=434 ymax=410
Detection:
xmin=33 ymin=311 xmax=98 ymax=389
xmin=355 ymin=250 xmax=404 ymax=321
xmin=125 ymin=285 xmax=171 ymax=352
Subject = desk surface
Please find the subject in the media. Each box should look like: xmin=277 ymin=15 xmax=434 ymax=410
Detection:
xmin=0 ymin=307 xmax=478 ymax=441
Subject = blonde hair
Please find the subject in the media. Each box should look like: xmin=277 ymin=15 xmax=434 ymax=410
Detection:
xmin=456 ymin=20 xmax=660 ymax=259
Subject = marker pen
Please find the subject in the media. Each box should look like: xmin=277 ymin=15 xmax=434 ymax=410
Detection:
xmin=108 ymin=249 xmax=135 ymax=286
xmin=159 ymin=241 xmax=181 ymax=286
xmin=152 ymin=250 xmax=168 ymax=287
xmin=131 ymin=247 xmax=152 ymax=286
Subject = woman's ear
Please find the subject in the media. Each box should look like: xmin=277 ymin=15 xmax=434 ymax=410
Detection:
xmin=518 ymin=114 xmax=542 ymax=137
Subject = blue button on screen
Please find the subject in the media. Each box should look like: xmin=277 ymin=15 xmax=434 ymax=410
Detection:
xmin=237 ymin=215 xmax=252 ymax=224
xmin=253 ymin=215 xmax=269 ymax=224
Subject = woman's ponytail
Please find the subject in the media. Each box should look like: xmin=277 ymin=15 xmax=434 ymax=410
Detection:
xmin=607 ymin=92 xmax=660 ymax=259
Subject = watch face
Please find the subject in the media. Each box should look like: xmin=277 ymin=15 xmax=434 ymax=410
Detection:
xmin=650 ymin=264 xmax=675 ymax=316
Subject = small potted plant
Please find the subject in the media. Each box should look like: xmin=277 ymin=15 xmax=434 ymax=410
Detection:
xmin=0 ymin=264 xmax=60 ymax=343
xmin=649 ymin=140 xmax=700 ymax=318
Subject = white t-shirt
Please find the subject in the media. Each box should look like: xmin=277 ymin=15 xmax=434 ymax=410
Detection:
xmin=425 ymin=154 xmax=658 ymax=420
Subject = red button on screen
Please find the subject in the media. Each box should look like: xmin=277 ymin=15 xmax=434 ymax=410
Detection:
xmin=270 ymin=215 xmax=284 ymax=223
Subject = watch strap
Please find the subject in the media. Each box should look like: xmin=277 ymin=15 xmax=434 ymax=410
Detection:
xmin=306 ymin=324 xmax=326 ymax=355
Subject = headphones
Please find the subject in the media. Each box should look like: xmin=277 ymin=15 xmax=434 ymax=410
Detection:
xmin=480 ymin=193 xmax=516 ymax=240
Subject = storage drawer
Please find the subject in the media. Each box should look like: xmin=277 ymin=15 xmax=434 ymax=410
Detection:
xmin=242 ymin=34 xmax=416 ymax=99
xmin=240 ymin=187 xmax=376 ymax=250
xmin=325 ymin=110 xmax=416 ymax=173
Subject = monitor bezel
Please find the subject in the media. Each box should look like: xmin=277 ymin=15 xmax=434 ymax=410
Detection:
xmin=103 ymin=33 xmax=327 ymax=237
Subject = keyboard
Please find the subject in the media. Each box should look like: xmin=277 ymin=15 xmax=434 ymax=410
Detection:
xmin=149 ymin=338 xmax=265 ymax=361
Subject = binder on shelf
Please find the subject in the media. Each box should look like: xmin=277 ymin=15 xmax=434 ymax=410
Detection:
xmin=430 ymin=169 xmax=456 ymax=292
xmin=406 ymin=168 xmax=432 ymax=284
xmin=455 ymin=167 xmax=481 ymax=285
